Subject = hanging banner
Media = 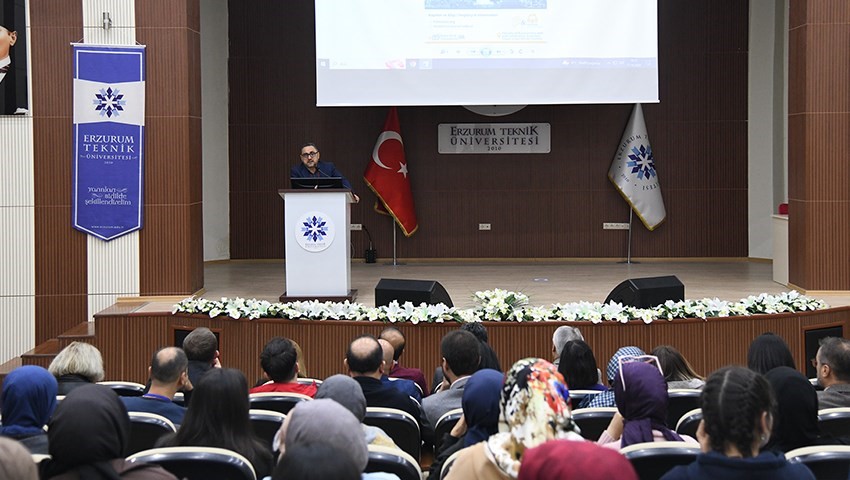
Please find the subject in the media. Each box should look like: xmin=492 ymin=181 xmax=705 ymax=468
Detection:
xmin=72 ymin=44 xmax=145 ymax=241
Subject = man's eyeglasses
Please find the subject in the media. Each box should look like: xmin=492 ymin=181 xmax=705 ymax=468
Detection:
xmin=618 ymin=354 xmax=664 ymax=391
xmin=300 ymin=151 xmax=319 ymax=158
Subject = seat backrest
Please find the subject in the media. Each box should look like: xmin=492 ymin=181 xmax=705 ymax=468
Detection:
xmin=440 ymin=448 xmax=465 ymax=480
xmin=666 ymin=389 xmax=701 ymax=429
xmin=98 ymin=381 xmax=146 ymax=397
xmin=296 ymin=377 xmax=323 ymax=386
xmin=127 ymin=412 xmax=177 ymax=456
xmin=621 ymin=441 xmax=700 ymax=480
xmin=171 ymin=392 xmax=185 ymax=407
xmin=249 ymin=409 xmax=286 ymax=453
xmin=433 ymin=408 xmax=463 ymax=453
xmin=569 ymin=389 xmax=603 ymax=406
xmin=571 ymin=407 xmax=618 ymax=441
xmin=365 ymin=445 xmax=422 ymax=480
xmin=787 ymin=445 xmax=850 ymax=479
xmin=127 ymin=446 xmax=257 ymax=480
xmin=818 ymin=408 xmax=850 ymax=438
xmin=363 ymin=407 xmax=421 ymax=461
xmin=675 ymin=408 xmax=703 ymax=438
xmin=248 ymin=392 xmax=312 ymax=415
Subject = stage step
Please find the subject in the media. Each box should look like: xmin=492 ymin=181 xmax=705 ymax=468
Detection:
xmin=20 ymin=338 xmax=60 ymax=369
xmin=0 ymin=356 xmax=22 ymax=383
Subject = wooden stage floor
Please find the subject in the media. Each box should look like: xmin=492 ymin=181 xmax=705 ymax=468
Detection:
xmin=194 ymin=259 xmax=850 ymax=309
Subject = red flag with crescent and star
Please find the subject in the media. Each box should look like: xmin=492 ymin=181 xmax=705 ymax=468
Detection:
xmin=364 ymin=107 xmax=418 ymax=236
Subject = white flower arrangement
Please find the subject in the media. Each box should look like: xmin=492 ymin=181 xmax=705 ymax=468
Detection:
xmin=171 ymin=290 xmax=829 ymax=324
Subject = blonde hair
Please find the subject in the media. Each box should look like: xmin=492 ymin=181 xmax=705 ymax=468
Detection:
xmin=48 ymin=341 xmax=105 ymax=382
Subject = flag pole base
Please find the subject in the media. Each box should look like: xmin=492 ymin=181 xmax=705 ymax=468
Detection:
xmin=617 ymin=260 xmax=640 ymax=264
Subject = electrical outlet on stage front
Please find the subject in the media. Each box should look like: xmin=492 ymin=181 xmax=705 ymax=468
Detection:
xmin=479 ymin=223 xmax=491 ymax=231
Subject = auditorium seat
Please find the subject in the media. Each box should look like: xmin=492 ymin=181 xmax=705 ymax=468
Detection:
xmin=571 ymin=407 xmax=617 ymax=441
xmin=569 ymin=389 xmax=603 ymax=406
xmin=127 ymin=412 xmax=177 ymax=456
xmin=818 ymin=407 xmax=850 ymax=438
xmin=666 ymin=389 xmax=701 ymax=429
xmin=127 ymin=446 xmax=256 ymax=480
xmin=388 ymin=376 xmax=424 ymax=397
xmin=363 ymin=407 xmax=421 ymax=460
xmin=248 ymin=409 xmax=286 ymax=453
xmin=171 ymin=392 xmax=185 ymax=406
xmin=675 ymin=408 xmax=702 ymax=438
xmin=620 ymin=441 xmax=700 ymax=480
xmin=440 ymin=448 xmax=464 ymax=480
xmin=365 ymin=445 xmax=422 ymax=480
xmin=248 ymin=392 xmax=311 ymax=415
xmin=296 ymin=377 xmax=323 ymax=386
xmin=98 ymin=380 xmax=146 ymax=397
xmin=786 ymin=445 xmax=850 ymax=479
xmin=433 ymin=408 xmax=463 ymax=453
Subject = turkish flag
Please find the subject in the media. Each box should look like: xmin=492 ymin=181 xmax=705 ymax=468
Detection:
xmin=364 ymin=107 xmax=418 ymax=236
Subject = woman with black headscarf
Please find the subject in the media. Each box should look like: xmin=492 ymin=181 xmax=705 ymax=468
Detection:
xmin=44 ymin=383 xmax=176 ymax=479
xmin=763 ymin=366 xmax=829 ymax=452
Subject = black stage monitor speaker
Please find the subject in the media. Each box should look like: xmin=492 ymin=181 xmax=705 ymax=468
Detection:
xmin=375 ymin=278 xmax=453 ymax=308
xmin=604 ymin=275 xmax=684 ymax=308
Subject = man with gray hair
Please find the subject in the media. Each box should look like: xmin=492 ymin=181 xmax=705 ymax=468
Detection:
xmin=814 ymin=337 xmax=850 ymax=409
xmin=122 ymin=346 xmax=190 ymax=425
xmin=552 ymin=326 xmax=584 ymax=367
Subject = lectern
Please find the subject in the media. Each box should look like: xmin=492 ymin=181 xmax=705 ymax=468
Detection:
xmin=278 ymin=189 xmax=357 ymax=302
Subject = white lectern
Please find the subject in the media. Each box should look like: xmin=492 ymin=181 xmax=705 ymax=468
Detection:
xmin=278 ymin=189 xmax=357 ymax=302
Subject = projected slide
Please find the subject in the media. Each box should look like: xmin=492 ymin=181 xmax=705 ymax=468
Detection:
xmin=315 ymin=0 xmax=658 ymax=106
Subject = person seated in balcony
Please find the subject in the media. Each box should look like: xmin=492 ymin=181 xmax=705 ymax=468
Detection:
xmin=0 ymin=365 xmax=57 ymax=454
xmin=380 ymin=327 xmax=429 ymax=396
xmin=250 ymin=337 xmax=317 ymax=397
xmin=813 ymin=336 xmax=850 ymax=409
xmin=121 ymin=347 xmax=190 ymax=425
xmin=47 ymin=341 xmax=105 ymax=395
xmin=597 ymin=359 xmax=697 ymax=449
xmin=660 ymin=366 xmax=815 ymax=480
xmin=653 ymin=345 xmax=705 ymax=390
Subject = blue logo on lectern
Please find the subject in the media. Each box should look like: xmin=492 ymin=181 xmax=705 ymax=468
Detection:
xmin=295 ymin=211 xmax=336 ymax=253
xmin=301 ymin=215 xmax=329 ymax=242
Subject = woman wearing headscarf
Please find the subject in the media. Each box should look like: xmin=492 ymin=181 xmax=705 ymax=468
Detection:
xmin=763 ymin=366 xmax=828 ymax=452
xmin=597 ymin=361 xmax=697 ymax=449
xmin=314 ymin=374 xmax=399 ymax=449
xmin=43 ymin=383 xmax=177 ymax=479
xmin=444 ymin=358 xmax=583 ymax=480
xmin=428 ymin=368 xmax=503 ymax=478
xmin=0 ymin=437 xmax=39 ymax=480
xmin=0 ymin=365 xmax=57 ymax=454
xmin=518 ymin=439 xmax=638 ymax=480
xmin=586 ymin=346 xmax=645 ymax=408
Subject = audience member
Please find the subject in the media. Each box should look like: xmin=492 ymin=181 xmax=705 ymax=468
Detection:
xmin=518 ymin=439 xmax=638 ymax=480
xmin=378 ymin=339 xmax=421 ymax=403
xmin=661 ymin=366 xmax=814 ymax=480
xmin=291 ymin=339 xmax=308 ymax=378
xmin=586 ymin=346 xmax=645 ymax=408
xmin=121 ymin=347 xmax=190 ymax=425
xmin=345 ymin=334 xmax=428 ymax=436
xmin=653 ymin=345 xmax=705 ymax=389
xmin=763 ymin=366 xmax=826 ymax=453
xmin=44 ymin=384 xmax=177 ymax=479
xmin=181 ymin=327 xmax=219 ymax=405
xmin=445 ymin=358 xmax=582 ymax=480
xmin=551 ymin=325 xmax=584 ymax=367
xmin=156 ymin=368 xmax=273 ymax=478
xmin=250 ymin=337 xmax=317 ymax=396
xmin=747 ymin=332 xmax=795 ymax=375
xmin=273 ymin=444 xmax=361 ymax=480
xmin=557 ymin=339 xmax=605 ymax=408
xmin=0 ymin=437 xmax=39 ymax=480
xmin=814 ymin=336 xmax=850 ymax=408
xmin=314 ymin=374 xmax=399 ymax=449
xmin=428 ymin=368 xmax=503 ymax=479
xmin=380 ymin=327 xmax=429 ymax=395
xmin=275 ymin=399 xmax=397 ymax=480
xmin=461 ymin=322 xmax=502 ymax=371
xmin=48 ymin=341 xmax=105 ymax=395
xmin=598 ymin=360 xmax=697 ymax=449
xmin=0 ymin=365 xmax=57 ymax=454
xmin=423 ymin=330 xmax=481 ymax=427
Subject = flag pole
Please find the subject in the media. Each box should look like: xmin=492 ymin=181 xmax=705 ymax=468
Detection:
xmin=392 ymin=219 xmax=398 ymax=266
xmin=625 ymin=209 xmax=639 ymax=264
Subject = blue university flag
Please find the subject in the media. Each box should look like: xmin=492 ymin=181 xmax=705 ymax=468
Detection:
xmin=72 ymin=44 xmax=145 ymax=241
xmin=608 ymin=104 xmax=666 ymax=230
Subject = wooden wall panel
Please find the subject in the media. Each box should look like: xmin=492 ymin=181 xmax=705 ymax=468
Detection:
xmin=91 ymin=306 xmax=850 ymax=385
xmin=30 ymin=1 xmax=86 ymax=343
xmin=228 ymin=0 xmax=750 ymax=260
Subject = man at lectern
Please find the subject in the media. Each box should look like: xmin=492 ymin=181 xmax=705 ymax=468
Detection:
xmin=291 ymin=142 xmax=359 ymax=202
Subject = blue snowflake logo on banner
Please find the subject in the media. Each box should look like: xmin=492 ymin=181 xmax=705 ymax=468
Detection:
xmin=92 ymin=87 xmax=126 ymax=118
xmin=626 ymin=144 xmax=657 ymax=180
xmin=301 ymin=215 xmax=328 ymax=242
